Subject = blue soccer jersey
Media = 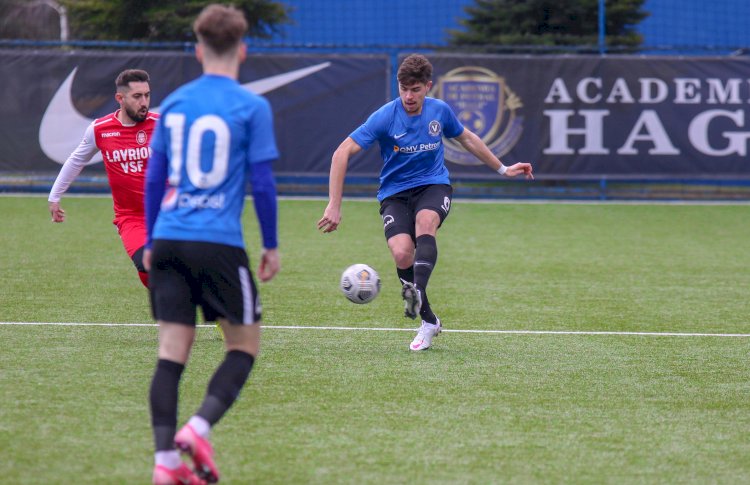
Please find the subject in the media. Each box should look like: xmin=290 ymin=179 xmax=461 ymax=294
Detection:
xmin=350 ymin=96 xmax=464 ymax=201
xmin=147 ymin=74 xmax=278 ymax=249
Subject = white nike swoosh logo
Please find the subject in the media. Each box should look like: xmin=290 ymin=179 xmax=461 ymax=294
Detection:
xmin=39 ymin=62 xmax=331 ymax=165
xmin=394 ymin=132 xmax=407 ymax=140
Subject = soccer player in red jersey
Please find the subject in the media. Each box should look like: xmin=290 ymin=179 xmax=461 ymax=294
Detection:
xmin=48 ymin=69 xmax=158 ymax=287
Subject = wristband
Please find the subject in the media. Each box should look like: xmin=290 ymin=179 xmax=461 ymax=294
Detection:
xmin=497 ymin=164 xmax=508 ymax=176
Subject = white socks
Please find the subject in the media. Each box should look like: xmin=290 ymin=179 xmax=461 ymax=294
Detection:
xmin=154 ymin=416 xmax=211 ymax=469
xmin=155 ymin=450 xmax=181 ymax=469
xmin=187 ymin=415 xmax=211 ymax=438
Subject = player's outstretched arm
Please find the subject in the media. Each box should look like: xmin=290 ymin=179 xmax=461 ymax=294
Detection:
xmin=504 ymin=162 xmax=534 ymax=179
xmin=318 ymin=137 xmax=361 ymax=233
xmin=48 ymin=123 xmax=100 ymax=223
xmin=454 ymin=128 xmax=534 ymax=180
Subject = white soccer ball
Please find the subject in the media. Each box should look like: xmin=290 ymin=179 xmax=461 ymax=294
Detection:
xmin=340 ymin=264 xmax=381 ymax=304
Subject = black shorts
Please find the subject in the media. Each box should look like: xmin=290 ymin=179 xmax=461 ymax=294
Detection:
xmin=379 ymin=184 xmax=453 ymax=241
xmin=149 ymin=240 xmax=261 ymax=326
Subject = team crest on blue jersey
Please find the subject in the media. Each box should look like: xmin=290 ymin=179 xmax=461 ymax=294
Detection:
xmin=436 ymin=66 xmax=524 ymax=165
xmin=428 ymin=120 xmax=441 ymax=136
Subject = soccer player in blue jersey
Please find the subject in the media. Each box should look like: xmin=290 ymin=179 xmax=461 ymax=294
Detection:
xmin=318 ymin=54 xmax=533 ymax=351
xmin=142 ymin=5 xmax=280 ymax=484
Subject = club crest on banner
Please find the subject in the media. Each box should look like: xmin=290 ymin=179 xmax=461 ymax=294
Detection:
xmin=436 ymin=66 xmax=524 ymax=165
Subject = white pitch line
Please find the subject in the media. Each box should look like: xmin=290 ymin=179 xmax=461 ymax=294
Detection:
xmin=1 ymin=321 xmax=749 ymax=338
xmin=0 ymin=322 xmax=157 ymax=327
xmin=443 ymin=329 xmax=750 ymax=338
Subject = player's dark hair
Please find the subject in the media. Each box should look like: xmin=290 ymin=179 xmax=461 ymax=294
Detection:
xmin=397 ymin=54 xmax=432 ymax=86
xmin=115 ymin=69 xmax=150 ymax=90
xmin=193 ymin=4 xmax=248 ymax=55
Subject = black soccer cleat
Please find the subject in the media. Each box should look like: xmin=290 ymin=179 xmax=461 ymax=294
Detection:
xmin=401 ymin=281 xmax=422 ymax=319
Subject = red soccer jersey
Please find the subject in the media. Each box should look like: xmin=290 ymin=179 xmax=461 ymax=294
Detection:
xmin=93 ymin=110 xmax=159 ymax=221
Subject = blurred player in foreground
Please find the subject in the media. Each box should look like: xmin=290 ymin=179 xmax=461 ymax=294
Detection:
xmin=48 ymin=69 xmax=157 ymax=287
xmin=318 ymin=54 xmax=533 ymax=351
xmin=143 ymin=4 xmax=280 ymax=484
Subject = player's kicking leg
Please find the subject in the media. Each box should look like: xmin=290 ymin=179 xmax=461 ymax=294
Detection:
xmin=177 ymin=319 xmax=261 ymax=483
xmin=149 ymin=322 xmax=204 ymax=485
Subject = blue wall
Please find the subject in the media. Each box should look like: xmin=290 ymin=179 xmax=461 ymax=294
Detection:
xmin=638 ymin=0 xmax=750 ymax=49
xmin=270 ymin=0 xmax=472 ymax=46
xmin=268 ymin=0 xmax=749 ymax=51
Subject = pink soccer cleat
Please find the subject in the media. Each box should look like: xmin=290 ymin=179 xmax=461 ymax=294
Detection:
xmin=175 ymin=424 xmax=220 ymax=483
xmin=152 ymin=463 xmax=206 ymax=485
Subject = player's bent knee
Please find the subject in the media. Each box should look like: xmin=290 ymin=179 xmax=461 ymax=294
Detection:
xmin=390 ymin=248 xmax=414 ymax=268
xmin=387 ymin=235 xmax=415 ymax=267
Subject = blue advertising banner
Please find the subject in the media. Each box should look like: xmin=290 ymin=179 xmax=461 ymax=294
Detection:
xmin=429 ymin=54 xmax=750 ymax=178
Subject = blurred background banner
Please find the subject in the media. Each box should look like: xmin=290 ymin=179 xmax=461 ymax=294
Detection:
xmin=0 ymin=49 xmax=389 ymax=175
xmin=429 ymin=54 xmax=750 ymax=178
xmin=2 ymin=49 xmax=749 ymax=178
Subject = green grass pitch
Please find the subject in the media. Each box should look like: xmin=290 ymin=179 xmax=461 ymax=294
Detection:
xmin=1 ymin=195 xmax=749 ymax=484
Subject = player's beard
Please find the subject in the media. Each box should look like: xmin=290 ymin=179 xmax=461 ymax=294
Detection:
xmin=125 ymin=105 xmax=148 ymax=123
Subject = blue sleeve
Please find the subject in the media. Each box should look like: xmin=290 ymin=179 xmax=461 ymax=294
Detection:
xmin=247 ymin=98 xmax=280 ymax=163
xmin=441 ymin=101 xmax=465 ymax=138
xmin=350 ymin=105 xmax=386 ymax=151
xmin=144 ymin=148 xmax=168 ymax=249
xmin=249 ymin=160 xmax=278 ymax=249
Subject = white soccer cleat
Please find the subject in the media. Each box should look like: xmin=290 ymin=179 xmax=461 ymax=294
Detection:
xmin=401 ymin=281 xmax=422 ymax=319
xmin=409 ymin=319 xmax=441 ymax=351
